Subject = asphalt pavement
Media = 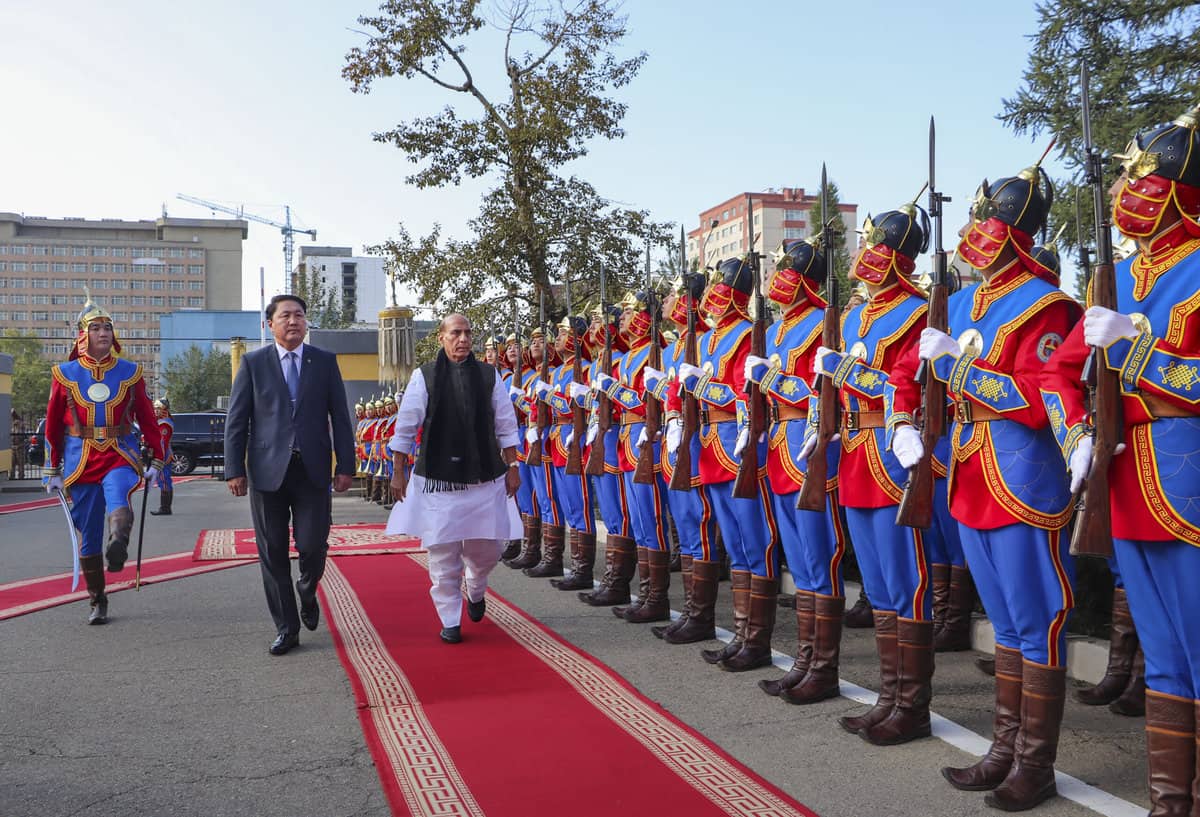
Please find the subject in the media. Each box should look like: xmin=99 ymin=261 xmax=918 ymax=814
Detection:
xmin=0 ymin=479 xmax=1149 ymax=817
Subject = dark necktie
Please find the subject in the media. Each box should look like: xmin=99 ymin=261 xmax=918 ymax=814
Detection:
xmin=285 ymin=352 xmax=299 ymax=412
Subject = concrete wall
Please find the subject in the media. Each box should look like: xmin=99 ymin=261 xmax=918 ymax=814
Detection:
xmin=308 ymin=328 xmax=387 ymax=422
xmin=0 ymin=353 xmax=12 ymax=478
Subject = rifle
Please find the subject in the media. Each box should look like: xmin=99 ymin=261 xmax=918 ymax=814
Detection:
xmin=1070 ymin=62 xmax=1119 ymax=559
xmin=732 ymin=196 xmax=766 ymax=499
xmin=584 ymin=264 xmax=612 ymax=476
xmin=897 ymin=119 xmax=951 ymax=528
xmin=635 ymin=238 xmax=662 ymax=484
xmin=669 ymin=224 xmax=699 ymax=492
xmin=527 ymin=289 xmax=549 ymax=467
xmin=566 ymin=275 xmax=586 ymax=475
xmin=796 ymin=168 xmax=843 ymax=510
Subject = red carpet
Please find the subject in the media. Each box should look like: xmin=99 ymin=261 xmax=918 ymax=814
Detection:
xmin=194 ymin=523 xmax=421 ymax=561
xmin=0 ymin=476 xmax=209 ymax=517
xmin=320 ymin=553 xmax=819 ymax=817
xmin=0 ymin=552 xmax=251 ymax=620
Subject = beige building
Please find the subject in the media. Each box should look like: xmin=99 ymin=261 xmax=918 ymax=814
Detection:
xmin=0 ymin=212 xmax=246 ymax=387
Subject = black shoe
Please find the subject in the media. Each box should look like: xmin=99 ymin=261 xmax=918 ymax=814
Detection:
xmin=105 ymin=541 xmax=129 ymax=573
xmin=269 ymin=632 xmax=300 ymax=655
xmin=440 ymin=626 xmax=462 ymax=644
xmin=466 ymin=597 xmax=486 ymax=623
xmin=297 ymin=582 xmax=320 ymax=631
xmin=88 ymin=600 xmax=108 ymax=625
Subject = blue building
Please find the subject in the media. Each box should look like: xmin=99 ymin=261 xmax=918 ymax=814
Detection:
xmin=159 ymin=310 xmax=266 ymax=371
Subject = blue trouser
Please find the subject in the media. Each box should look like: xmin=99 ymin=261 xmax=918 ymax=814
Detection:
xmin=515 ymin=461 xmax=536 ymax=517
xmin=707 ymin=479 xmax=778 ymax=578
xmin=532 ymin=459 xmax=560 ymax=525
xmin=844 ymin=504 xmax=932 ymax=621
xmin=925 ymin=477 xmax=965 ymax=568
xmin=959 ymin=523 xmax=1074 ymax=666
xmin=664 ymin=478 xmax=714 ymax=561
xmin=773 ymin=487 xmax=847 ymax=597
xmin=1108 ymin=555 xmax=1124 ymax=589
xmin=622 ymin=467 xmax=668 ymax=551
xmin=1114 ymin=538 xmax=1200 ymax=699
xmin=595 ymin=469 xmax=629 ymax=537
xmin=69 ymin=466 xmax=141 ymax=557
xmin=552 ymin=464 xmax=595 ymax=534
xmin=155 ymin=465 xmax=173 ymax=492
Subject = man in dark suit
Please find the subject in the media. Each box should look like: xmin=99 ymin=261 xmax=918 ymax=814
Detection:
xmin=225 ymin=294 xmax=356 ymax=655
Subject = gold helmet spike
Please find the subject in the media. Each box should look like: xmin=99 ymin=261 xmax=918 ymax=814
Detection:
xmin=76 ymin=285 xmax=113 ymax=330
xmin=1173 ymin=104 xmax=1200 ymax=129
xmin=1018 ymin=137 xmax=1058 ymax=182
xmin=619 ymin=290 xmax=638 ymax=310
xmin=1046 ymin=222 xmax=1069 ymax=254
xmin=900 ymin=184 xmax=929 ymax=217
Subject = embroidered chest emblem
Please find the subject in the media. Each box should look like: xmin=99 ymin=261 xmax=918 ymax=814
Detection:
xmin=971 ymin=374 xmax=1010 ymax=402
xmin=1036 ymin=332 xmax=1063 ymax=363
xmin=1159 ymin=361 xmax=1200 ymax=392
xmin=1046 ymin=402 xmax=1065 ymax=434
xmin=781 ymin=379 xmax=800 ymax=396
xmin=706 ymin=385 xmax=725 ymax=401
xmin=854 ymin=369 xmax=883 ymax=391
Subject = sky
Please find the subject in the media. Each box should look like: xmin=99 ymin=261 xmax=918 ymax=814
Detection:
xmin=0 ymin=0 xmax=1078 ymax=314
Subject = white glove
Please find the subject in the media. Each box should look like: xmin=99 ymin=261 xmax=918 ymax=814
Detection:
xmin=586 ymin=421 xmax=599 ymax=445
xmin=144 ymin=466 xmax=160 ymax=485
xmin=568 ymin=382 xmax=589 ymax=400
xmin=525 ymin=426 xmax=539 ymax=446
xmin=636 ymin=427 xmax=649 ymax=450
xmin=534 ymin=379 xmax=553 ymax=397
xmin=678 ymin=362 xmax=705 ymax=391
xmin=796 ymin=431 xmax=819 ymax=469
xmin=643 ymin=366 xmax=666 ymax=392
xmin=46 ymin=474 xmax=64 ymax=494
xmin=744 ymin=354 xmax=771 ymax=384
xmin=1068 ymin=435 xmax=1093 ymax=494
xmin=665 ymin=418 xmax=682 ymax=454
xmin=563 ymin=430 xmax=573 ymax=448
xmin=592 ymin=372 xmax=615 ymax=392
xmin=508 ymin=385 xmax=524 ymax=400
xmin=892 ymin=425 xmax=925 ymax=470
xmin=734 ymin=426 xmax=750 ymax=457
xmin=919 ymin=327 xmax=960 ymax=362
xmin=1083 ymin=306 xmax=1139 ymax=348
xmin=814 ymin=345 xmax=844 ymax=374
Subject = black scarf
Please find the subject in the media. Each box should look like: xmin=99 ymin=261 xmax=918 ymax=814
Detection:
xmin=415 ymin=350 xmax=506 ymax=492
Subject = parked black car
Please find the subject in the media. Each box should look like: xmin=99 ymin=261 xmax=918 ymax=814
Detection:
xmin=167 ymin=412 xmax=226 ymax=475
xmin=25 ymin=418 xmax=47 ymax=466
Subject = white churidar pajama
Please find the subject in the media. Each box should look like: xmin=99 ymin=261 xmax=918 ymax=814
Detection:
xmin=385 ymin=366 xmax=522 ymax=627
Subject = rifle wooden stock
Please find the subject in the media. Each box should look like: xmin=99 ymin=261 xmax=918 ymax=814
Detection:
xmin=796 ymin=310 xmax=840 ymax=511
xmin=896 ymin=278 xmax=948 ymax=529
xmin=1070 ymin=259 xmax=1119 ymax=558
xmin=527 ymin=346 xmax=551 ymax=468
xmin=732 ymin=318 xmax=766 ymax=499
xmin=669 ymin=327 xmax=699 ymax=492
xmin=584 ymin=344 xmax=612 ymax=476
xmin=566 ymin=346 xmax=586 ymax=475
xmin=634 ymin=335 xmax=663 ymax=485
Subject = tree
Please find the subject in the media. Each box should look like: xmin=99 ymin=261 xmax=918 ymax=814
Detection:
xmin=344 ymin=0 xmax=662 ymax=317
xmin=160 ymin=346 xmax=233 ymax=411
xmin=1000 ymin=0 xmax=1200 ymax=293
xmin=0 ymin=331 xmax=53 ymax=422
xmin=805 ymin=178 xmax=853 ymax=309
xmin=293 ymin=263 xmax=354 ymax=329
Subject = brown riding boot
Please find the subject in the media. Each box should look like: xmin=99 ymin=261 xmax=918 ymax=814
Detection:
xmin=942 ymin=645 xmax=1023 ymax=790
xmin=935 ymin=565 xmax=975 ymax=652
xmin=1140 ymin=691 xmax=1195 ymax=817
xmin=551 ymin=530 xmax=596 ymax=590
xmin=664 ymin=559 xmax=719 ymax=644
xmin=845 ymin=587 xmax=875 ymax=628
xmin=625 ymin=548 xmax=671 ymax=623
xmin=760 ymin=591 xmax=815 ymax=696
xmin=525 ymin=523 xmax=565 ymax=577
xmin=985 ymin=660 xmax=1067 ymax=812
xmin=722 ymin=576 xmax=779 ymax=671
xmin=579 ymin=534 xmax=636 ymax=606
xmin=702 ymin=569 xmax=751 ymax=664
xmin=930 ymin=563 xmax=950 ymax=640
xmin=1110 ymin=647 xmax=1146 ymax=717
xmin=839 ymin=610 xmax=899 ymax=734
xmin=654 ymin=554 xmax=693 ymax=639
xmin=505 ymin=515 xmax=542 ymax=569
xmin=81 ymin=554 xmax=108 ymax=625
xmin=613 ymin=546 xmax=650 ymax=618
xmin=1076 ymin=586 xmax=1138 ymax=706
xmin=104 ymin=507 xmax=134 ymax=572
xmin=501 ymin=517 xmax=523 ymax=562
xmin=862 ymin=617 xmax=935 ymax=745
xmin=783 ymin=593 xmax=845 ymax=704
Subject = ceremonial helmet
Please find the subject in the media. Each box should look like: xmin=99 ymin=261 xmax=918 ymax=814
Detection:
xmin=1028 ymin=223 xmax=1068 ymax=281
xmin=70 ymin=287 xmax=122 ymax=360
xmin=958 ymin=147 xmax=1056 ymax=280
xmin=1112 ymin=104 xmax=1200 ymax=239
xmin=620 ymin=288 xmax=659 ymax=339
xmin=851 ymin=200 xmax=930 ymax=294
xmin=769 ymin=236 xmax=827 ymax=308
xmin=701 ymin=257 xmax=754 ymax=321
xmin=153 ymin=394 xmax=171 ymax=414
xmin=354 ymin=398 xmax=366 ymax=417
xmin=557 ymin=314 xmax=590 ymax=357
xmin=668 ymin=271 xmax=708 ymax=327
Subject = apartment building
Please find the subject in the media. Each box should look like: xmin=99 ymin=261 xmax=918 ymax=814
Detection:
xmin=293 ymin=245 xmax=387 ymax=325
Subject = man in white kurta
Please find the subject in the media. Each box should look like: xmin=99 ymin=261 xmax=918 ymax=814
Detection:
xmin=386 ymin=314 xmax=522 ymax=643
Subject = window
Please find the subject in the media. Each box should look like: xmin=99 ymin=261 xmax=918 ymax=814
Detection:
xmin=11 ymin=263 xmax=27 ymax=272
xmin=0 ymin=294 xmax=6 ymax=303
xmin=114 ymin=315 xmax=131 ymax=325
xmin=51 ymin=294 xmax=67 ymax=304
xmin=188 ymin=265 xmax=204 ymax=275
xmin=130 ymin=312 xmax=147 ymax=321
xmin=131 ymin=296 xmax=145 ymax=306
xmin=11 ymin=311 xmax=27 ymax=320
xmin=168 ymin=264 xmax=184 ymax=275
xmin=169 ymin=296 xmax=185 ymax=306
xmin=722 ymin=210 xmax=729 ymax=220
xmin=188 ymin=249 xmax=203 ymax=259
xmin=72 ymin=295 xmax=86 ymax=305
xmin=130 ymin=280 xmax=145 ymax=290
xmin=150 ymin=247 xmax=166 ymax=258
xmin=169 ymin=248 xmax=185 ymax=258
xmin=94 ymin=246 xmax=109 ymax=257
xmin=52 ymin=263 xmax=67 ymax=272
xmin=72 ymin=246 xmax=89 ymax=256
xmin=110 ymin=296 xmax=127 ymax=305
xmin=753 ymin=214 xmax=761 ymax=226
xmin=0 ymin=262 xmax=6 ymax=271
xmin=151 ymin=296 xmax=164 ymax=306
xmin=169 ymin=280 xmax=184 ymax=290
xmin=71 ymin=263 xmax=87 ymax=273
xmin=32 ymin=245 xmax=49 ymax=256
xmin=51 ymin=327 xmax=70 ymax=338
xmin=32 ymin=295 xmax=50 ymax=304
xmin=31 ymin=277 xmax=49 ymax=287
xmin=70 ymin=278 xmax=86 ymax=288
xmin=32 ymin=310 xmax=49 ymax=321
xmin=92 ymin=263 xmax=107 ymax=273
xmin=783 ymin=227 xmax=806 ymax=239
xmin=783 ymin=209 xmax=806 ymax=221
xmin=9 ymin=245 xmax=27 ymax=255
xmin=109 ymin=279 xmax=126 ymax=290
xmin=111 ymin=247 xmax=126 ymax=257
xmin=188 ymin=297 xmax=203 ymax=307
xmin=52 ymin=246 xmax=69 ymax=256
xmin=188 ymin=281 xmax=203 ymax=291
xmin=150 ymin=280 xmax=164 ymax=290
xmin=49 ymin=343 xmax=68 ymax=355
xmin=10 ymin=277 xmax=26 ymax=287
xmin=0 ymin=310 xmax=7 ymax=320
xmin=110 ymin=263 xmax=126 ymax=274
xmin=90 ymin=279 xmax=107 ymax=289
xmin=52 ymin=311 xmax=68 ymax=321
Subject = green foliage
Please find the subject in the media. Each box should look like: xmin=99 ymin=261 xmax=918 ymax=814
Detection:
xmin=1000 ymin=0 xmax=1200 ymax=291
xmin=0 ymin=330 xmax=53 ymax=421
xmin=160 ymin=346 xmax=233 ymax=412
xmin=346 ymin=0 xmax=663 ymax=320
xmin=292 ymin=264 xmax=354 ymax=329
xmin=805 ymin=178 xmax=853 ymax=309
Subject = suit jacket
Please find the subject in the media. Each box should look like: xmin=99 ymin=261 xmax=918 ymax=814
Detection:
xmin=224 ymin=344 xmax=356 ymax=492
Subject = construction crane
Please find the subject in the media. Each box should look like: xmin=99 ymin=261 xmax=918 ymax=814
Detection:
xmin=176 ymin=194 xmax=317 ymax=295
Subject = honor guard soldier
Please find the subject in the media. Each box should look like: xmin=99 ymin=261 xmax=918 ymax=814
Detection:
xmin=894 ymin=160 xmax=1080 ymax=810
xmin=592 ymin=290 xmax=672 ymax=623
xmin=678 ymin=259 xmax=780 ymax=672
xmin=746 ymin=237 xmax=849 ymax=703
xmin=149 ymin=395 xmax=175 ymax=515
xmin=645 ymin=272 xmax=720 ymax=643
xmin=512 ymin=327 xmax=565 ymax=571
xmin=808 ymin=201 xmax=946 ymax=745
xmin=1041 ymin=105 xmax=1200 ymax=817
xmin=354 ymin=398 xmax=370 ymax=497
xmin=503 ymin=333 xmax=540 ymax=564
xmin=43 ymin=294 xmax=164 ymax=624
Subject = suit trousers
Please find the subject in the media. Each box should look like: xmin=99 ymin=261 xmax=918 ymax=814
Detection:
xmin=250 ymin=453 xmax=332 ymax=637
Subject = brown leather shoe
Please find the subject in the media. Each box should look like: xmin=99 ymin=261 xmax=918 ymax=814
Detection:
xmin=942 ymin=645 xmax=1022 ymax=790
xmin=1109 ymin=647 xmax=1146 ymax=717
xmin=760 ymin=591 xmax=815 ymax=696
xmin=985 ymin=660 xmax=1066 ymax=811
xmin=702 ymin=570 xmax=750 ymax=664
xmin=861 ymin=617 xmax=934 ymax=746
xmin=625 ymin=548 xmax=671 ymax=623
xmin=934 ymin=565 xmax=974 ymax=652
xmin=654 ymin=555 xmax=693 ymax=638
xmin=505 ymin=515 xmax=542 ymax=569
xmin=613 ymin=546 xmax=650 ymax=618
xmin=524 ymin=523 xmax=565 ymax=577
xmin=579 ymin=535 xmax=636 ymax=606
xmin=838 ymin=610 xmax=898 ymax=734
xmin=664 ymin=559 xmax=720 ymax=644
xmin=551 ymin=531 xmax=596 ymax=590
xmin=844 ymin=588 xmax=874 ymax=628
xmin=782 ymin=594 xmax=844 ymax=704
xmin=722 ymin=575 xmax=779 ymax=671
xmin=1075 ymin=586 xmax=1137 ymax=705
